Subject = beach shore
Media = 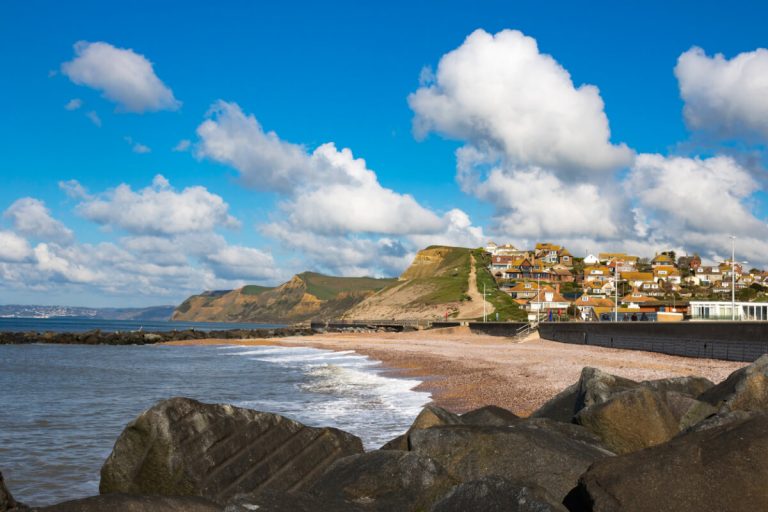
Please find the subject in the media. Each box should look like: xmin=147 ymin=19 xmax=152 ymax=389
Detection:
xmin=166 ymin=327 xmax=747 ymax=416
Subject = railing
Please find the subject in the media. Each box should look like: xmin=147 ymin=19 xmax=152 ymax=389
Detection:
xmin=317 ymin=319 xmax=433 ymax=328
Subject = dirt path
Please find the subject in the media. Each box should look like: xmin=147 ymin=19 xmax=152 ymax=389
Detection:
xmin=456 ymin=253 xmax=494 ymax=320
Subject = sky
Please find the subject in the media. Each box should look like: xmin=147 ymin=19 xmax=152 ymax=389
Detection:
xmin=2 ymin=0 xmax=768 ymax=307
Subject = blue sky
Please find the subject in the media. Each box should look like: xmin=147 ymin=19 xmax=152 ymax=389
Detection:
xmin=2 ymin=1 xmax=768 ymax=307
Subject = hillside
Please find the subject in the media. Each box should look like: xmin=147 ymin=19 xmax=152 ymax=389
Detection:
xmin=172 ymin=272 xmax=397 ymax=324
xmin=343 ymin=245 xmax=522 ymax=321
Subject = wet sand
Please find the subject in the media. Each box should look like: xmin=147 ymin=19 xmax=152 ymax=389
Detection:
xmin=166 ymin=327 xmax=746 ymax=416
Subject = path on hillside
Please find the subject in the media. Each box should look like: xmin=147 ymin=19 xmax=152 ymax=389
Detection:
xmin=457 ymin=254 xmax=495 ymax=320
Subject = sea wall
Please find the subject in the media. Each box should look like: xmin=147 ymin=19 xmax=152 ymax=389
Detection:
xmin=539 ymin=321 xmax=768 ymax=362
xmin=467 ymin=322 xmax=529 ymax=336
xmin=0 ymin=326 xmax=313 ymax=345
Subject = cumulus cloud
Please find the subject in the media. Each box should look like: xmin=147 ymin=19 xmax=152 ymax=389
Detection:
xmin=409 ymin=29 xmax=633 ymax=176
xmin=173 ymin=139 xmax=191 ymax=152
xmin=409 ymin=29 xmax=633 ymax=243
xmin=628 ymin=154 xmax=768 ymax=265
xmin=202 ymin=245 xmax=279 ymax=281
xmin=196 ymin=101 xmax=486 ymax=274
xmin=61 ymin=41 xmax=180 ymax=113
xmin=0 ymin=231 xmax=32 ymax=262
xmin=4 ymin=198 xmax=74 ymax=244
xmin=74 ymin=175 xmax=240 ymax=235
xmin=676 ymin=47 xmax=768 ymax=141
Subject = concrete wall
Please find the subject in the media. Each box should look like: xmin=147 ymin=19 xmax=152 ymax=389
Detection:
xmin=430 ymin=322 xmax=462 ymax=329
xmin=539 ymin=322 xmax=768 ymax=362
xmin=467 ymin=322 xmax=529 ymax=336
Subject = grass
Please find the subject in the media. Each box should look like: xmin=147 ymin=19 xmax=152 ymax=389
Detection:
xmin=409 ymin=247 xmax=472 ymax=305
xmin=300 ymin=272 xmax=398 ymax=301
xmin=241 ymin=285 xmax=273 ymax=296
xmin=472 ymin=249 xmax=528 ymax=321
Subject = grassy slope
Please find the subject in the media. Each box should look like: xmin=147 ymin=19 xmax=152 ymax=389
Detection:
xmin=472 ymin=248 xmax=528 ymax=321
xmin=301 ymin=272 xmax=397 ymax=300
xmin=402 ymin=246 xmax=471 ymax=305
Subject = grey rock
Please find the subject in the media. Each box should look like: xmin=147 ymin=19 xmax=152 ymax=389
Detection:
xmin=430 ymin=477 xmax=568 ymax=512
xmin=409 ymin=423 xmax=612 ymax=502
xmin=698 ymin=354 xmax=768 ymax=413
xmin=35 ymin=494 xmax=221 ymax=512
xmin=460 ymin=405 xmax=520 ymax=426
xmin=99 ymin=397 xmax=363 ymax=504
xmin=663 ymin=391 xmax=717 ymax=431
xmin=380 ymin=405 xmax=462 ymax=450
xmin=575 ymin=387 xmax=679 ymax=455
xmin=566 ymin=413 xmax=768 ymax=512
xmin=682 ymin=409 xmax=759 ymax=434
xmin=310 ymin=450 xmax=456 ymax=512
xmin=531 ymin=368 xmax=639 ymax=423
xmin=0 ymin=472 xmax=27 ymax=512
xmin=641 ymin=376 xmax=714 ymax=397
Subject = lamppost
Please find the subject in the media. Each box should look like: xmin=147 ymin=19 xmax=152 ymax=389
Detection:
xmin=483 ymin=282 xmax=486 ymax=323
xmin=730 ymin=236 xmax=736 ymax=321
xmin=614 ymin=268 xmax=620 ymax=322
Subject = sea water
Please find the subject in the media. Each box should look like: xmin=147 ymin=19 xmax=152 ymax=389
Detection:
xmin=0 ymin=342 xmax=431 ymax=506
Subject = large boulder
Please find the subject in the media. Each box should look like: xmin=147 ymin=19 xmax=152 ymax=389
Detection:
xmin=531 ymin=368 xmax=639 ymax=423
xmin=409 ymin=422 xmax=612 ymax=502
xmin=99 ymin=397 xmax=363 ymax=504
xmin=565 ymin=413 xmax=768 ymax=512
xmin=0 ymin=472 xmax=27 ymax=512
xmin=430 ymin=477 xmax=568 ymax=512
xmin=36 ymin=494 xmax=221 ymax=512
xmin=641 ymin=376 xmax=714 ymax=398
xmin=698 ymin=354 xmax=767 ymax=413
xmin=380 ymin=405 xmax=462 ymax=450
xmin=460 ymin=405 xmax=520 ymax=427
xmin=663 ymin=391 xmax=717 ymax=431
xmin=309 ymin=450 xmax=456 ymax=511
xmin=575 ymin=387 xmax=679 ymax=454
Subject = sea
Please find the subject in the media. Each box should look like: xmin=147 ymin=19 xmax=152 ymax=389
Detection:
xmin=0 ymin=319 xmax=432 ymax=506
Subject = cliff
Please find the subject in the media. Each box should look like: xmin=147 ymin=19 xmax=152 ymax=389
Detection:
xmin=172 ymin=272 xmax=396 ymax=324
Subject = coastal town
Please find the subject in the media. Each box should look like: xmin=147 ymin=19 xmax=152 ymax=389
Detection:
xmin=485 ymin=241 xmax=768 ymax=322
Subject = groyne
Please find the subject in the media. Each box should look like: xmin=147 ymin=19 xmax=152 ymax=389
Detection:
xmin=0 ymin=326 xmax=313 ymax=345
xmin=539 ymin=321 xmax=768 ymax=362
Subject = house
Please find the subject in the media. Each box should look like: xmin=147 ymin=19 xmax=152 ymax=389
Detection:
xmin=677 ymin=254 xmax=702 ymax=271
xmin=638 ymin=281 xmax=664 ymax=297
xmin=621 ymin=290 xmax=660 ymax=306
xmin=583 ymin=280 xmax=615 ymax=296
xmin=502 ymin=260 xmax=549 ymax=281
xmin=549 ymin=265 xmax=574 ymax=283
xmin=651 ymin=253 xmax=676 ymax=268
xmin=583 ymin=265 xmax=614 ymax=283
xmin=583 ymin=254 xmax=600 ymax=265
xmin=653 ymin=266 xmax=682 ymax=284
xmin=558 ymin=248 xmax=574 ymax=268
xmin=621 ymin=271 xmax=654 ymax=288
xmin=485 ymin=241 xmax=498 ymax=255
xmin=505 ymin=281 xmax=541 ymax=300
xmin=574 ymin=294 xmax=615 ymax=321
xmin=525 ymin=285 xmax=571 ymax=313
xmin=490 ymin=255 xmax=517 ymax=273
xmin=691 ymin=266 xmax=722 ymax=286
xmin=495 ymin=244 xmax=529 ymax=258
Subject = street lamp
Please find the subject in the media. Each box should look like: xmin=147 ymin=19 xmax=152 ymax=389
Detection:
xmin=614 ymin=268 xmax=620 ymax=322
xmin=731 ymin=236 xmax=736 ymax=321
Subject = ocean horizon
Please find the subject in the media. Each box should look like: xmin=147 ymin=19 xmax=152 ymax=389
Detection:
xmin=0 ymin=317 xmax=285 ymax=334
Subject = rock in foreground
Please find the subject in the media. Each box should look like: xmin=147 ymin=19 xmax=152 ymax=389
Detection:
xmin=430 ymin=477 xmax=567 ymax=512
xmin=565 ymin=413 xmax=768 ymax=512
xmin=36 ymin=494 xmax=221 ymax=512
xmin=100 ymin=397 xmax=364 ymax=504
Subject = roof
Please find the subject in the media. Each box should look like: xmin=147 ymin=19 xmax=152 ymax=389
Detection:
xmin=653 ymin=266 xmax=681 ymax=276
xmin=621 ymin=291 xmax=659 ymax=303
xmin=621 ymin=271 xmax=654 ymax=281
xmin=575 ymin=294 xmax=614 ymax=307
xmin=506 ymin=281 xmax=543 ymax=292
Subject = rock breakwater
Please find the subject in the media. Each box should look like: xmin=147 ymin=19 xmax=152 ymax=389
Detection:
xmin=6 ymin=355 xmax=768 ymax=511
xmin=0 ymin=326 xmax=313 ymax=345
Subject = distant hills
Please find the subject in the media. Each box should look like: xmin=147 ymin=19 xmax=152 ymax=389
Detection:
xmin=173 ymin=246 xmax=526 ymax=323
xmin=172 ymin=272 xmax=398 ymax=324
xmin=0 ymin=304 xmax=175 ymax=321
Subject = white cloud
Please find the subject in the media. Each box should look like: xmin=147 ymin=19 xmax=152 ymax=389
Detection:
xmin=0 ymin=231 xmax=32 ymax=262
xmin=4 ymin=198 xmax=74 ymax=244
xmin=59 ymin=179 xmax=91 ymax=200
xmin=74 ymin=175 xmax=240 ymax=235
xmin=173 ymin=139 xmax=191 ymax=152
xmin=196 ymin=101 xmax=312 ymax=193
xmin=124 ymin=136 xmax=151 ymax=154
xmin=86 ymin=111 xmax=102 ymax=127
xmin=409 ymin=29 xmax=633 ymax=176
xmin=33 ymin=243 xmax=102 ymax=284
xmin=61 ymin=41 xmax=180 ymax=113
xmin=196 ymin=101 xmax=487 ymax=275
xmin=676 ymin=47 xmax=768 ymax=141
xmin=64 ymin=98 xmax=82 ymax=111
xmin=628 ymin=154 xmax=768 ymax=266
xmin=202 ymin=245 xmax=278 ymax=280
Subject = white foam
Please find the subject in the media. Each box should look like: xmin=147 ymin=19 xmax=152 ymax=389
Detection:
xmin=223 ymin=345 xmax=431 ymax=449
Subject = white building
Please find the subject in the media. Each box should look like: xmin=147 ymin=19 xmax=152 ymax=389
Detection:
xmin=690 ymin=301 xmax=768 ymax=321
